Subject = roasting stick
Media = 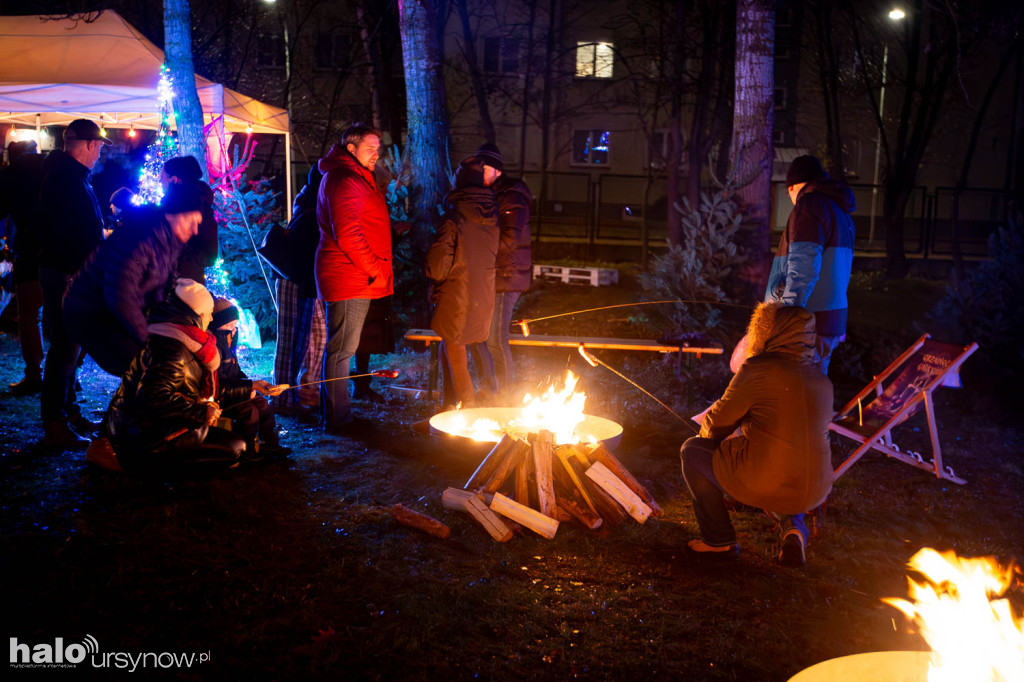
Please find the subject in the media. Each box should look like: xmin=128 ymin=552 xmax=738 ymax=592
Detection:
xmin=228 ymin=370 xmax=401 ymax=408
xmin=577 ymin=345 xmax=698 ymax=435
xmin=512 ymin=299 xmax=751 ymax=336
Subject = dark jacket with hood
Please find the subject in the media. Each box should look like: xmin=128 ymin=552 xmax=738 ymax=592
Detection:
xmin=0 ymin=149 xmax=45 ymax=283
xmin=426 ymin=157 xmax=500 ymax=344
xmin=315 ymin=145 xmax=392 ymax=302
xmin=282 ymin=167 xmax=324 ymax=298
xmin=702 ymin=303 xmax=834 ymax=515
xmin=64 ymin=206 xmax=185 ymax=347
xmin=37 ymin=148 xmax=104 ymax=274
xmin=764 ymin=177 xmax=856 ymax=337
xmin=105 ymin=297 xmax=251 ymax=465
xmin=493 ymin=175 xmax=533 ymax=293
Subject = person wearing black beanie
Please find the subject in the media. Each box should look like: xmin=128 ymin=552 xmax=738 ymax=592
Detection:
xmin=764 ymin=155 xmax=856 ymax=375
xmin=161 ymin=155 xmax=218 ymax=285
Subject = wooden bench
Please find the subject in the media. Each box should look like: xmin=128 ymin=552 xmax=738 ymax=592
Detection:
xmin=403 ymin=328 xmax=722 ymax=402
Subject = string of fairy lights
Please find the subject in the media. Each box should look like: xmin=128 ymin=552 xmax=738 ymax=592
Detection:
xmin=134 ymin=63 xmax=179 ymax=205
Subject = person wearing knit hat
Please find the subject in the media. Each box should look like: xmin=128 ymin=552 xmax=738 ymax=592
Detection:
xmin=208 ymin=296 xmax=290 ymax=460
xmin=475 ymin=143 xmax=504 ymax=172
xmin=94 ymin=280 xmax=252 ymax=473
xmin=160 ymin=155 xmax=218 ymax=285
xmin=764 ymin=154 xmax=856 ymax=375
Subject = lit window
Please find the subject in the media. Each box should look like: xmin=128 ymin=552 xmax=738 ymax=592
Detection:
xmin=257 ymin=33 xmax=286 ymax=69
xmin=575 ymin=41 xmax=614 ymax=78
xmin=315 ymin=33 xmax=350 ymax=70
xmin=483 ymin=37 xmax=520 ymax=74
xmin=572 ymin=129 xmax=610 ymax=165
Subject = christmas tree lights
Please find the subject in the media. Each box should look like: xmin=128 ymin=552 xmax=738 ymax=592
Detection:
xmin=135 ymin=63 xmax=179 ymax=205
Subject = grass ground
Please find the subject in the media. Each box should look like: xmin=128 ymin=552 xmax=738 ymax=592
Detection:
xmin=1 ymin=271 xmax=1021 ymax=680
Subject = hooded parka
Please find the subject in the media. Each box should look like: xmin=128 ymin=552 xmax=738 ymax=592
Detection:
xmin=426 ymin=158 xmax=499 ymax=344
xmin=702 ymin=304 xmax=834 ymax=514
xmin=493 ymin=175 xmax=533 ymax=293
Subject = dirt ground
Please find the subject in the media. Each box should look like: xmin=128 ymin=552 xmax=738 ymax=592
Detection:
xmin=1 ymin=272 xmax=1021 ymax=680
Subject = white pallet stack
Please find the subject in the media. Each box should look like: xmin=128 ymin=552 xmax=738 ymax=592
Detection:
xmin=533 ymin=264 xmax=619 ymax=287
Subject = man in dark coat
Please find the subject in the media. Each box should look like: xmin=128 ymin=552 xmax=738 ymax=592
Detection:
xmin=426 ymin=156 xmax=500 ymax=407
xmin=37 ymin=119 xmax=110 ymax=448
xmin=161 ymin=155 xmax=218 ymax=284
xmin=680 ymin=302 xmax=834 ymax=567
xmin=100 ymin=279 xmax=248 ymax=474
xmin=64 ymin=182 xmax=203 ymax=378
xmin=473 ymin=143 xmax=533 ymax=396
xmin=315 ymin=124 xmax=393 ymax=433
xmin=272 ymin=166 xmax=327 ymax=416
xmin=0 ymin=140 xmax=45 ymax=395
xmin=765 ymin=154 xmax=856 ymax=375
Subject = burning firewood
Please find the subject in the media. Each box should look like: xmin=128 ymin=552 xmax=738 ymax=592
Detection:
xmin=585 ymin=462 xmax=653 ymax=523
xmin=389 ymin=504 xmax=451 ymax=539
xmin=586 ymin=444 xmax=662 ymax=517
xmin=490 ymin=492 xmax=559 ymax=539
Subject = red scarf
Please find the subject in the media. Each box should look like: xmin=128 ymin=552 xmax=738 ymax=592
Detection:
xmin=147 ymin=322 xmax=221 ymax=400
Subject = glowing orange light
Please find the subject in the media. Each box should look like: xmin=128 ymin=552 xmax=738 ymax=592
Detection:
xmin=578 ymin=344 xmax=598 ymax=367
xmin=245 ymin=124 xmax=254 ymax=135
xmin=128 ymin=126 xmax=137 ymax=138
xmin=517 ymin=320 xmax=530 ymax=337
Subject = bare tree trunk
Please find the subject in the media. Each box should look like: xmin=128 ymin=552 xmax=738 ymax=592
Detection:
xmin=455 ymin=0 xmax=496 ymax=142
xmin=665 ymin=0 xmax=686 ymax=245
xmin=731 ymin=0 xmax=774 ymax=288
xmin=398 ymin=0 xmax=451 ymax=237
xmin=518 ymin=0 xmax=539 ymax=171
xmin=811 ymin=0 xmax=844 ymax=176
xmin=164 ymin=0 xmax=207 ymax=175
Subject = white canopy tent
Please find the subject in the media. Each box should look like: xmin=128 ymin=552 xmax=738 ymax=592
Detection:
xmin=0 ymin=11 xmax=292 ymax=209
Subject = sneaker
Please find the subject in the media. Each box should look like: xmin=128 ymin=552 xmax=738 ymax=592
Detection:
xmin=9 ymin=377 xmax=43 ymax=395
xmin=352 ymin=387 xmax=386 ymax=404
xmin=43 ymin=421 xmax=90 ymax=449
xmin=779 ymin=528 xmax=806 ymax=567
xmin=69 ymin=415 xmax=100 ymax=437
xmin=686 ymin=538 xmax=739 ymax=557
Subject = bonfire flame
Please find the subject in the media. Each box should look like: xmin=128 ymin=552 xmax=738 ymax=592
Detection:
xmin=883 ymin=548 xmax=1024 ymax=681
xmin=445 ymin=371 xmax=591 ymax=444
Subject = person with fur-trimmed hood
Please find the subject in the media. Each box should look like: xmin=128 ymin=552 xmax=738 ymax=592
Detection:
xmin=680 ymin=302 xmax=834 ymax=566
xmin=96 ymin=280 xmax=251 ymax=473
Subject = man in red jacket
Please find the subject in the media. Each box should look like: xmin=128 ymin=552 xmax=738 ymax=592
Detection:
xmin=315 ymin=124 xmax=393 ymax=433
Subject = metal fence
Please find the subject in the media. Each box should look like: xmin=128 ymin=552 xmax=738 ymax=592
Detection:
xmin=523 ymin=169 xmax=1010 ymax=259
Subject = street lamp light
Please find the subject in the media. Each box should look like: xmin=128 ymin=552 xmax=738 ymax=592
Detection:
xmin=869 ymin=8 xmax=906 ymax=246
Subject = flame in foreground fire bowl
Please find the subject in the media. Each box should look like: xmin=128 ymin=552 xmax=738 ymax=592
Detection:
xmin=883 ymin=548 xmax=1024 ymax=681
xmin=429 ymin=371 xmax=622 ymax=447
xmin=792 ymin=548 xmax=1023 ymax=681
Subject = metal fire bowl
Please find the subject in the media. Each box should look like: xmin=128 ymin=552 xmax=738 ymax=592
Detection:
xmin=788 ymin=651 xmax=931 ymax=682
xmin=428 ymin=407 xmax=623 ymax=452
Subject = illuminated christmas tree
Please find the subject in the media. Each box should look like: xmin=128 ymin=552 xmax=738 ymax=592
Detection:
xmin=135 ymin=63 xmax=179 ymax=205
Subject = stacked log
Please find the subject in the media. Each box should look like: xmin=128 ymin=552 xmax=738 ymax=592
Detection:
xmin=442 ymin=433 xmax=660 ymax=541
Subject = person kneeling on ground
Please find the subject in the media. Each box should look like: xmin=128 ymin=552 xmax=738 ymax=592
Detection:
xmin=211 ymin=297 xmax=290 ymax=459
xmin=679 ymin=302 xmax=833 ymax=566
xmin=90 ymin=280 xmax=251 ymax=474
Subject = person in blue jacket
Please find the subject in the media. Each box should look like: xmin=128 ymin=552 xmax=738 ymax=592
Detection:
xmin=764 ymin=155 xmax=856 ymax=375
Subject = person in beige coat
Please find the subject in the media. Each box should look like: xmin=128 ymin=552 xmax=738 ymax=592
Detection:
xmin=680 ymin=302 xmax=834 ymax=566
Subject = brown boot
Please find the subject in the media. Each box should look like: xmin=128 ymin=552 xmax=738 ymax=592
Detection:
xmin=86 ymin=437 xmax=123 ymax=472
xmin=43 ymin=420 xmax=89 ymax=449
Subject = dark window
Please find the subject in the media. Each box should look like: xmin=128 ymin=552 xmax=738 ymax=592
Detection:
xmin=483 ymin=37 xmax=519 ymax=74
xmin=572 ymin=129 xmax=611 ymax=165
xmin=774 ymin=86 xmax=787 ymax=110
xmin=315 ymin=33 xmax=350 ymax=71
xmin=257 ymin=33 xmax=285 ymax=69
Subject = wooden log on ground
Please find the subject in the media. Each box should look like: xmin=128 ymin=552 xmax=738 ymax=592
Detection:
xmin=569 ymin=457 xmax=627 ymax=526
xmin=483 ymin=439 xmax=530 ymax=494
xmin=585 ymin=462 xmax=654 ymax=523
xmin=465 ymin=434 xmax=520 ymax=490
xmin=462 ymin=494 xmax=515 ymax=542
xmin=442 ymin=487 xmax=477 ymax=510
xmin=489 ymin=492 xmax=559 ymax=539
xmin=532 ymin=431 xmax=556 ymax=517
xmin=389 ymin=504 xmax=451 ymax=539
xmin=587 ymin=444 xmax=662 ymax=517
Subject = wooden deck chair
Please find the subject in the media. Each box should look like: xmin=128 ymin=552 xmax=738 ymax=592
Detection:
xmin=829 ymin=334 xmax=978 ymax=485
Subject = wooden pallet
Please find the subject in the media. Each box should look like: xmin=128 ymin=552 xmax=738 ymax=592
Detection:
xmin=533 ymin=264 xmax=619 ymax=286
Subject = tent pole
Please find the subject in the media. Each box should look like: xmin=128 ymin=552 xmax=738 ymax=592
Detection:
xmin=285 ymin=130 xmax=293 ymax=222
